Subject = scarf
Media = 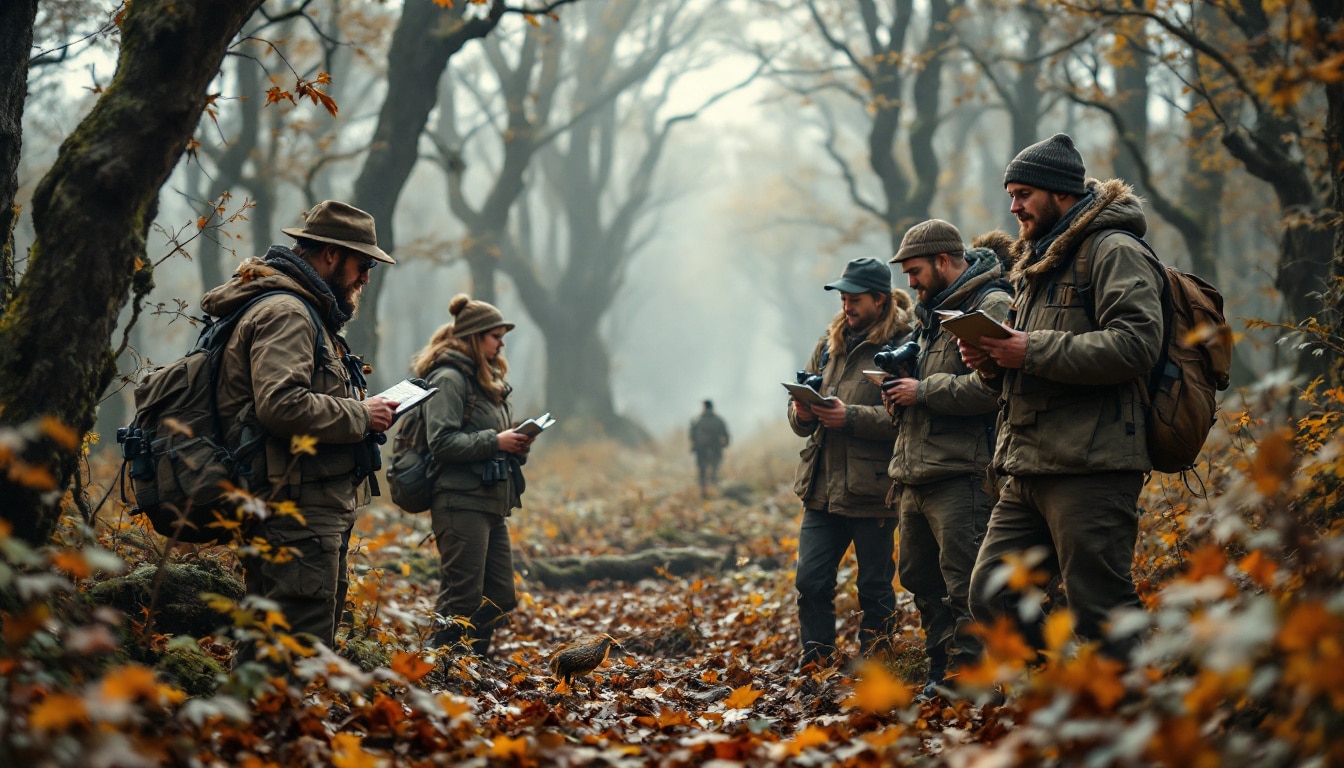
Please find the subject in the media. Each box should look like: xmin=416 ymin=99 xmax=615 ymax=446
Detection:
xmin=1025 ymin=190 xmax=1096 ymax=270
xmin=913 ymin=249 xmax=1002 ymax=333
xmin=262 ymin=245 xmax=352 ymax=331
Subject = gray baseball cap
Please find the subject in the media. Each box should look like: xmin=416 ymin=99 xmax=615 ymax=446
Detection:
xmin=824 ymin=257 xmax=892 ymax=294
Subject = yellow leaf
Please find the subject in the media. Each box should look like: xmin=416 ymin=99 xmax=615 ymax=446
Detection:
xmin=844 ymin=661 xmax=912 ymax=712
xmin=98 ymin=665 xmax=158 ymax=703
xmin=723 ymin=685 xmax=764 ymax=709
xmin=1044 ymin=610 xmax=1075 ymax=653
xmin=290 ymin=434 xmax=318 ymax=456
xmin=490 ymin=734 xmax=529 ymax=759
xmin=787 ymin=725 xmax=832 ymax=754
xmin=332 ymin=733 xmax=379 ymax=768
xmin=1237 ymin=550 xmax=1278 ymax=588
xmin=28 ymin=694 xmax=88 ymax=731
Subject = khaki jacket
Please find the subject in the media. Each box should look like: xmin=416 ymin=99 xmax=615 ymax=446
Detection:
xmin=423 ymin=351 xmax=523 ymax=515
xmin=990 ymin=178 xmax=1165 ymax=476
xmin=790 ymin=293 xmax=914 ymax=517
xmin=889 ymin=237 xmax=1013 ymax=485
xmin=201 ymin=258 xmax=372 ymax=520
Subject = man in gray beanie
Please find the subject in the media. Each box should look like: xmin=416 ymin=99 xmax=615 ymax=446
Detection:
xmin=788 ymin=257 xmax=915 ymax=667
xmin=883 ymin=220 xmax=1013 ymax=700
xmin=959 ymin=134 xmax=1166 ymax=665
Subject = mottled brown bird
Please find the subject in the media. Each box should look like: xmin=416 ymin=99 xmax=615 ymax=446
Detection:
xmin=549 ymin=633 xmax=620 ymax=688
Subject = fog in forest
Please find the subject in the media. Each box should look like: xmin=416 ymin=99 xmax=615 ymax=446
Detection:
xmin=11 ymin=0 xmax=1303 ymax=454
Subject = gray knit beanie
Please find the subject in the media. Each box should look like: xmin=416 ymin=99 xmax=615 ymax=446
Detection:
xmin=1003 ymin=133 xmax=1088 ymax=196
xmin=891 ymin=219 xmax=965 ymax=263
xmin=449 ymin=293 xmax=515 ymax=338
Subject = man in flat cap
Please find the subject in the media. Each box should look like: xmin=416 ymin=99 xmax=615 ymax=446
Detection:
xmin=788 ymin=257 xmax=915 ymax=667
xmin=883 ymin=220 xmax=1013 ymax=699
xmin=960 ymin=134 xmax=1165 ymax=663
xmin=201 ymin=200 xmax=399 ymax=660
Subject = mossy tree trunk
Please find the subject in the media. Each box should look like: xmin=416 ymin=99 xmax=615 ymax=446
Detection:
xmin=0 ymin=0 xmax=38 ymax=317
xmin=0 ymin=0 xmax=263 ymax=546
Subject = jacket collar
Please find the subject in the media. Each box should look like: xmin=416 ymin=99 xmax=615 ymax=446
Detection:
xmin=1007 ymin=178 xmax=1147 ymax=285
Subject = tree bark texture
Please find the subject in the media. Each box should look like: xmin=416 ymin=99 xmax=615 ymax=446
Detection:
xmin=348 ymin=0 xmax=505 ymax=386
xmin=0 ymin=0 xmax=263 ymax=545
xmin=0 ymin=0 xmax=38 ymax=318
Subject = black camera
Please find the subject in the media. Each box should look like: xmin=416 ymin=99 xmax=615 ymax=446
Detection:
xmin=872 ymin=340 xmax=921 ymax=380
xmin=795 ymin=369 xmax=823 ymax=391
xmin=481 ymin=457 xmax=509 ymax=486
xmin=117 ymin=426 xmax=155 ymax=481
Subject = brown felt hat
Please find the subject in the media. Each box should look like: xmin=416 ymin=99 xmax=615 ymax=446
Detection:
xmin=281 ymin=200 xmax=395 ymax=264
xmin=449 ymin=293 xmax=515 ymax=338
xmin=891 ymin=219 xmax=965 ymax=263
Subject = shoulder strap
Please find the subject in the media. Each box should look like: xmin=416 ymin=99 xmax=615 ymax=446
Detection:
xmin=435 ymin=359 xmax=481 ymax=422
xmin=1071 ymin=229 xmax=1157 ymax=328
xmin=205 ymin=289 xmax=326 ymax=442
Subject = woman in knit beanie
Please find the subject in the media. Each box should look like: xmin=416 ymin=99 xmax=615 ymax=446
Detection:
xmin=409 ymin=293 xmax=530 ymax=655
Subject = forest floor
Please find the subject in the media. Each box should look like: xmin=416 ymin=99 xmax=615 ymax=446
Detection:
xmin=4 ymin=391 xmax=1344 ymax=766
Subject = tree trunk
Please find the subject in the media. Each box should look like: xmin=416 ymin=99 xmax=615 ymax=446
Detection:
xmin=0 ymin=0 xmax=263 ymax=546
xmin=539 ymin=310 xmax=649 ymax=445
xmin=347 ymin=0 xmax=506 ymax=386
xmin=0 ymin=0 xmax=38 ymax=317
xmin=522 ymin=547 xmax=733 ymax=589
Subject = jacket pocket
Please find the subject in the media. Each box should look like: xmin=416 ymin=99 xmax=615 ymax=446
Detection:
xmin=793 ymin=440 xmax=820 ymax=499
xmin=846 ymin=444 xmax=893 ymax=499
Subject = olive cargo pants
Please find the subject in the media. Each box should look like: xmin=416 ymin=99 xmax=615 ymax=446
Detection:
xmin=968 ymin=472 xmax=1144 ymax=659
xmin=430 ymin=504 xmax=517 ymax=655
xmin=897 ymin=476 xmax=992 ymax=676
xmin=241 ymin=508 xmax=353 ymax=651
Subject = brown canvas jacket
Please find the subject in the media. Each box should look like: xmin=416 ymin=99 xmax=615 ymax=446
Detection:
xmin=789 ymin=292 xmax=913 ymax=517
xmin=888 ymin=237 xmax=1013 ymax=485
xmin=201 ymin=258 xmax=372 ymax=520
xmin=991 ymin=178 xmax=1165 ymax=476
xmin=422 ymin=351 xmax=522 ymax=515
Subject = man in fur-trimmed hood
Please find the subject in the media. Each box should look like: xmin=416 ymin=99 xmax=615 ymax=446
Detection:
xmin=960 ymin=134 xmax=1165 ymax=663
xmin=788 ymin=257 xmax=915 ymax=666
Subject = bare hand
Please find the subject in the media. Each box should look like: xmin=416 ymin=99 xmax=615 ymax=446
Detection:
xmin=365 ymin=396 xmax=398 ymax=433
xmin=793 ymin=400 xmax=818 ymax=423
xmin=813 ymin=398 xmax=848 ymax=428
xmin=975 ymin=327 xmax=1029 ymax=369
xmin=882 ymin=378 xmax=919 ymax=408
xmin=496 ymin=429 xmax=534 ymax=454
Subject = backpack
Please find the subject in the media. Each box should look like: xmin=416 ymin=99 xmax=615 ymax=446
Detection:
xmin=117 ymin=291 xmax=324 ymax=543
xmin=1075 ymin=230 xmax=1233 ymax=473
xmin=386 ymin=365 xmax=476 ymax=514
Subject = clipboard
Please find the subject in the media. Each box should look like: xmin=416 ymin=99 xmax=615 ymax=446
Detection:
xmin=782 ymin=382 xmax=839 ymax=407
xmin=935 ymin=309 xmax=1011 ymax=346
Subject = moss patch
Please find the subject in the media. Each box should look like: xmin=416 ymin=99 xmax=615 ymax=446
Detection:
xmin=87 ymin=559 xmax=244 ymax=639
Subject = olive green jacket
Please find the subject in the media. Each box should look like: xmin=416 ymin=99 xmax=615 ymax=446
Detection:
xmin=423 ymin=351 xmax=523 ymax=515
xmin=988 ymin=178 xmax=1165 ymax=476
xmin=888 ymin=238 xmax=1013 ymax=485
xmin=789 ymin=292 xmax=914 ymax=517
xmin=202 ymin=258 xmax=372 ymax=523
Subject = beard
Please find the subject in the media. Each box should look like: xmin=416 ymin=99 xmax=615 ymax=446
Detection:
xmin=328 ymin=272 xmax=362 ymax=318
xmin=1018 ymin=197 xmax=1063 ymax=242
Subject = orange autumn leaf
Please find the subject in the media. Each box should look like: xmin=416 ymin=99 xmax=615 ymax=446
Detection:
xmin=787 ymin=724 xmax=832 ymax=755
xmin=844 ymin=661 xmax=912 ymax=712
xmin=332 ymin=733 xmax=379 ymax=768
xmin=1001 ymin=551 xmax=1050 ymax=591
xmin=98 ymin=665 xmax=159 ymax=703
xmin=391 ymin=651 xmax=435 ymax=683
xmin=1276 ymin=602 xmax=1341 ymax=653
xmin=38 ymin=416 xmax=81 ymax=451
xmin=974 ymin=617 xmax=1038 ymax=666
xmin=723 ymin=685 xmax=764 ymax=709
xmin=8 ymin=462 xmax=56 ymax=490
xmin=490 ymin=734 xmax=529 ymax=759
xmin=28 ymin=694 xmax=88 ymax=731
xmin=1183 ymin=543 xmax=1228 ymax=581
xmin=1237 ymin=550 xmax=1278 ymax=588
xmin=50 ymin=549 xmax=92 ymax=579
xmin=1250 ymin=427 xmax=1295 ymax=495
xmin=432 ymin=0 xmax=454 ymax=7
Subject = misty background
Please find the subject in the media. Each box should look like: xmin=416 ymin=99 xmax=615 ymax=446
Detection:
xmin=14 ymin=0 xmax=1297 ymax=457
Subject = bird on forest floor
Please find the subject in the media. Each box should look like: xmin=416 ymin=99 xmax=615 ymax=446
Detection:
xmin=549 ymin=633 xmax=623 ymax=689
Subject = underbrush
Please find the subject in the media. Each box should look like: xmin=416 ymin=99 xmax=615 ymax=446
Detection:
xmin=1 ymin=378 xmax=1342 ymax=766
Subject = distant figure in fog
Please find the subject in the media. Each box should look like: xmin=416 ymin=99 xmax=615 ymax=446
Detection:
xmin=689 ymin=400 xmax=730 ymax=497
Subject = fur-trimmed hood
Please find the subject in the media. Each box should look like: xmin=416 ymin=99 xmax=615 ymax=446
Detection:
xmin=823 ymin=290 xmax=914 ymax=374
xmin=1007 ymin=178 xmax=1147 ymax=284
